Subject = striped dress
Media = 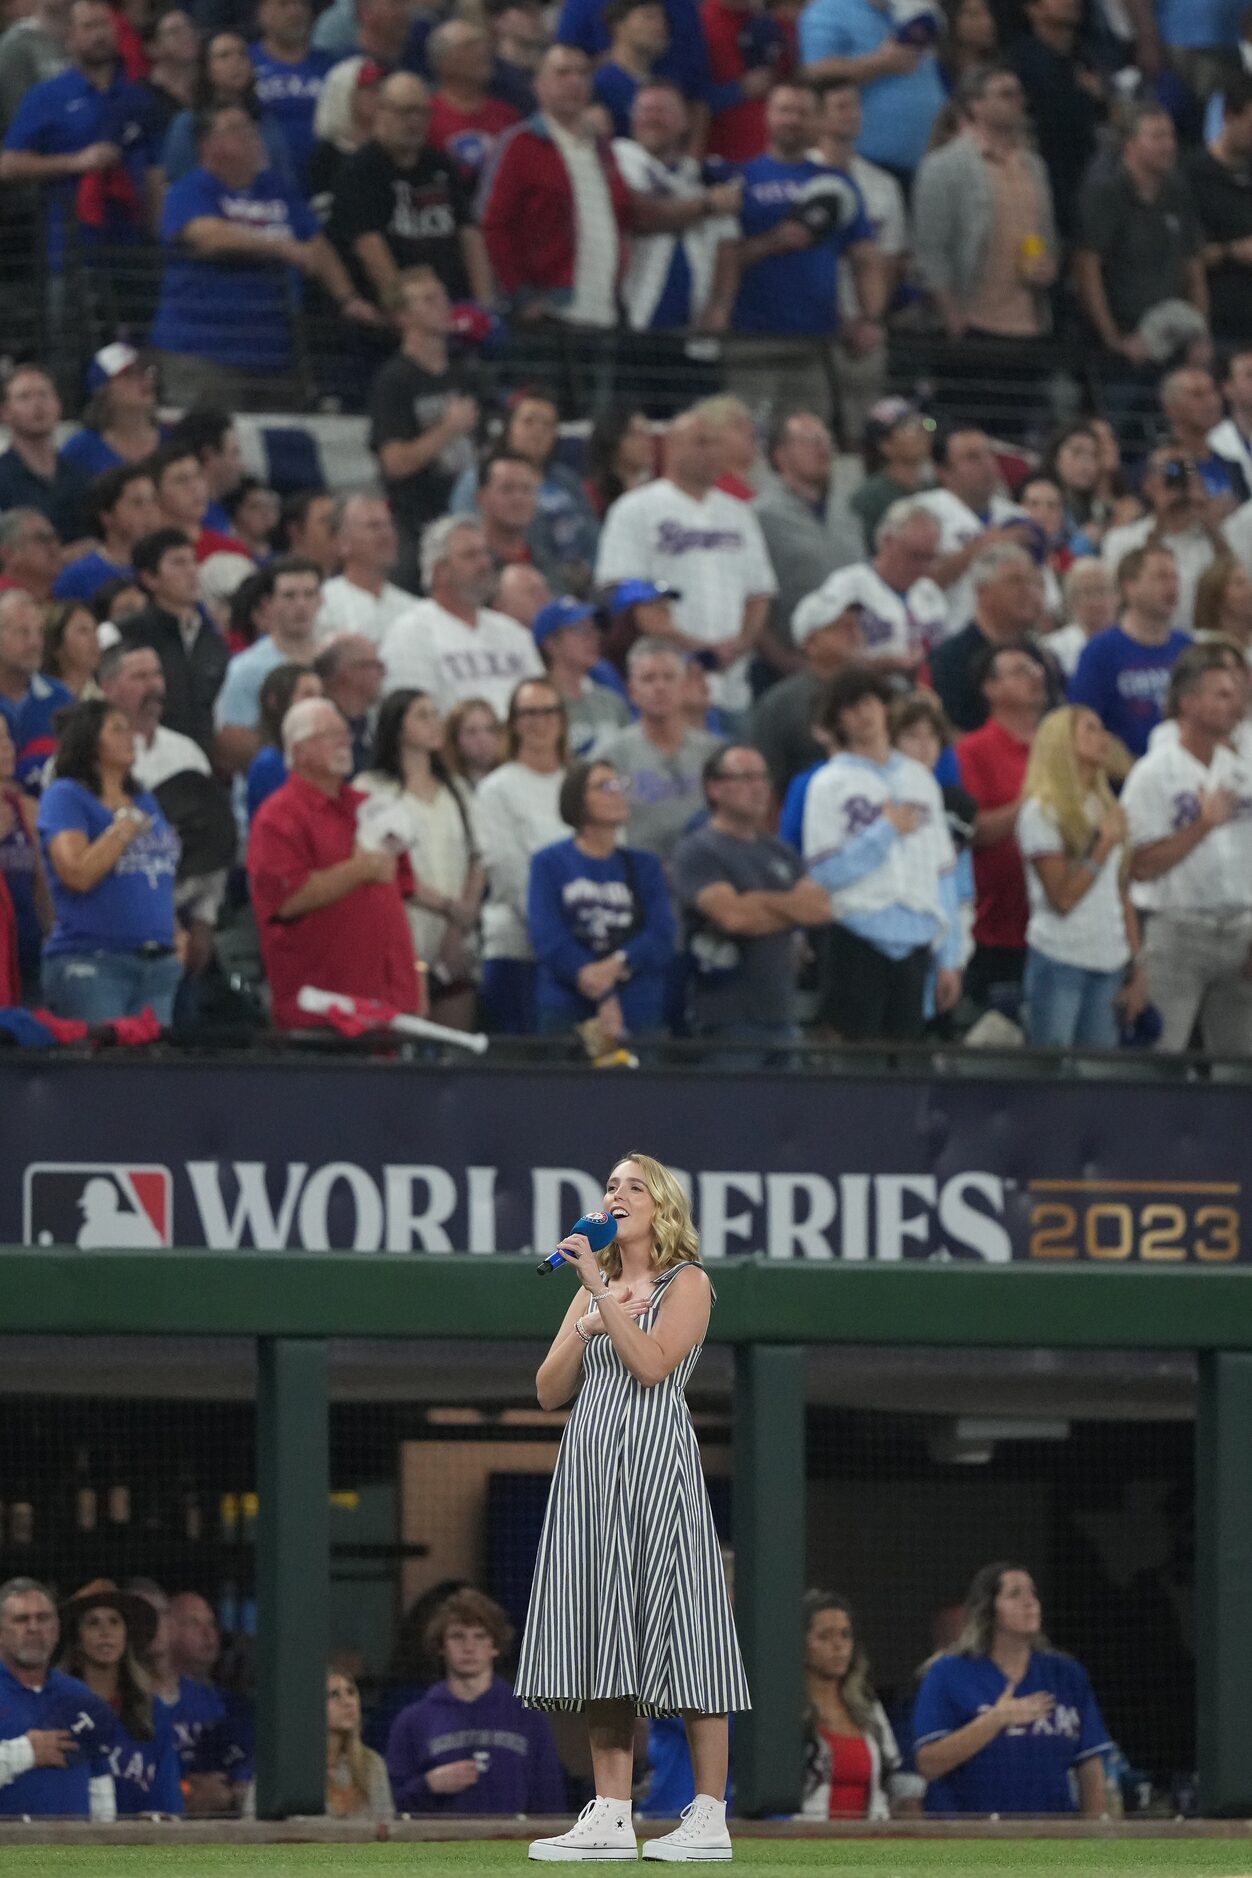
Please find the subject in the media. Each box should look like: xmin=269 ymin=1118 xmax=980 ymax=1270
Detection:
xmin=514 ymin=1262 xmax=751 ymax=1720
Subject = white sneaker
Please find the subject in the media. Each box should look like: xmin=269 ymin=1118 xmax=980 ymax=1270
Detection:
xmin=642 ymin=1796 xmax=732 ymax=1862
xmin=529 ymin=1796 xmax=639 ymax=1862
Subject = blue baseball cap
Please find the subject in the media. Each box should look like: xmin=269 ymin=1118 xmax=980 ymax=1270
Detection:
xmin=533 ymin=596 xmax=597 ymax=646
xmin=608 ymin=579 xmax=681 ymax=610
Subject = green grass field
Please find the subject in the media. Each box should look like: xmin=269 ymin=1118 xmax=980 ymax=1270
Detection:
xmin=1 ymin=1843 xmax=1251 ymax=1878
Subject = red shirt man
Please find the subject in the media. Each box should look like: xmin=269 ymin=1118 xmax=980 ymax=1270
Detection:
xmin=247 ymin=698 xmax=417 ymax=1029
xmin=956 ymin=644 xmax=1047 ymax=997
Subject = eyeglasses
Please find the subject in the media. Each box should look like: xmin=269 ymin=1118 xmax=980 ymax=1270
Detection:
xmin=590 ymin=776 xmax=630 ymax=794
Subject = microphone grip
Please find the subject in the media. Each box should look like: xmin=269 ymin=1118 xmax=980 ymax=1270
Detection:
xmin=536 ymin=1249 xmax=566 ymax=1275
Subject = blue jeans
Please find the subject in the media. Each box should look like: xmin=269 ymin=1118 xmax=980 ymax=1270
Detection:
xmin=41 ymin=949 xmax=183 ymax=1026
xmin=1023 ymin=949 xmax=1122 ymax=1049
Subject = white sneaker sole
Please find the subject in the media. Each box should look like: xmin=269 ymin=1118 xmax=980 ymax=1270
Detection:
xmin=641 ymin=1844 xmax=732 ymax=1862
xmin=528 ymin=1845 xmax=639 ymax=1862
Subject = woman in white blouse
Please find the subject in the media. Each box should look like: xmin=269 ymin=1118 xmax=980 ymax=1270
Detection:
xmin=474 ymin=676 xmax=568 ymax=1033
xmin=355 ymin=689 xmax=484 ymax=1032
xmin=1017 ymin=706 xmax=1145 ymax=1048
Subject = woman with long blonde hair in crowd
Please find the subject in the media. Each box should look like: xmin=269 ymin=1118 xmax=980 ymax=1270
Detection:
xmin=326 ymin=1667 xmax=394 ymax=1821
xmin=800 ymin=1591 xmax=917 ymax=1821
xmin=1017 ymin=705 xmax=1144 ymax=1048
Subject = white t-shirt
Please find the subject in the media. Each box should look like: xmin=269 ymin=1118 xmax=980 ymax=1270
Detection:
xmin=1017 ymin=795 xmax=1130 ymax=972
xmin=1041 ymin=621 xmax=1090 ymax=679
xmin=800 ymin=561 xmax=947 ymax=664
xmin=1122 ymin=738 xmax=1252 ymax=915
xmin=474 ymin=760 xmax=566 ymax=959
xmin=595 ymin=478 xmax=778 ymax=714
xmin=1100 ymin=515 xmax=1214 ymax=633
xmin=915 ymin=487 xmax=1025 ymax=634
xmin=546 ymin=116 xmax=617 ymax=329
xmin=380 ymin=598 xmax=544 ymax=718
xmin=355 ymin=771 xmax=477 ymax=967
xmin=316 ymin=575 xmax=415 ymax=647
xmin=130 ymin=723 xmax=211 ymax=790
xmin=612 ymin=138 xmax=737 ymax=331
xmin=802 ymin=749 xmax=955 ymax=931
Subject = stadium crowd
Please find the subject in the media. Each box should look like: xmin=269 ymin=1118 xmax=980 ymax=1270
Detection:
xmin=0 ymin=0 xmax=1249 ymax=1055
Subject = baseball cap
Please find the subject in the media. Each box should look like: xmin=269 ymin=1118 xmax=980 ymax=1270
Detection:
xmin=792 ymin=589 xmax=863 ymax=648
xmin=87 ymin=341 xmax=142 ymax=391
xmin=608 ymin=579 xmax=681 ymax=610
xmin=533 ymin=596 xmax=597 ymax=646
xmin=865 ymin=396 xmax=922 ymax=441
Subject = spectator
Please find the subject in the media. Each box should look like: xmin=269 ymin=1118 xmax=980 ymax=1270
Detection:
xmin=801 ymin=497 xmax=947 ymax=680
xmin=1124 ymin=643 xmax=1252 ymax=1053
xmin=1043 ymin=558 xmax=1118 ymax=678
xmin=313 ymin=634 xmax=383 ymax=773
xmin=585 ymin=406 xmax=655 ymax=520
xmin=927 ymin=542 xmax=1041 ymax=733
xmin=0 ymin=0 xmax=69 ymax=137
xmin=610 ymin=83 xmax=742 ymax=335
xmin=1194 ymin=553 xmax=1252 ymax=654
xmin=672 ymin=742 xmax=830 ymax=1057
xmin=224 ymin=481 xmax=282 ymax=562
xmin=592 ymin=0 xmax=670 ymax=136
xmin=494 ymin=562 xmax=554 ymax=633
xmin=316 ymin=492 xmax=411 ymax=645
xmin=956 ymin=643 xmax=1047 ymax=1011
xmin=1018 ymin=474 xmax=1092 ymax=595
xmin=0 ymin=0 xmax=157 ymax=275
xmin=308 ymin=53 xmax=384 ymax=210
xmin=356 ymin=687 xmax=484 ymax=1030
xmin=596 ymin=406 xmax=777 ymax=726
xmin=1073 ymin=104 xmax=1207 ymax=379
xmin=749 ymin=588 xmax=864 ymax=794
xmin=165 ymin=408 xmax=247 ymax=536
xmin=128 ymin=1582 xmax=231 ymax=1815
xmin=480 ymin=45 xmax=631 ymax=354
xmin=246 ymin=662 xmax=324 ymax=820
xmin=381 ymin=517 xmax=544 ymax=716
xmin=1098 ymin=446 xmax=1219 ymax=640
xmin=801 ymin=1591 xmax=912 ymax=1821
xmin=141 ymin=9 xmax=197 ymax=136
xmin=753 ymin=409 xmax=864 ymax=673
xmin=528 ymin=756 xmax=674 ymax=1040
xmin=1192 ymin=75 xmax=1252 ymax=346
xmin=59 ymin=343 xmax=161 ymax=483
xmin=151 ymin=103 xmax=377 ymax=409
xmin=0 ymin=511 xmax=60 ymax=608
xmin=700 ymin=0 xmax=787 ymax=162
xmin=850 ymin=399 xmax=935 ymax=551
xmin=57 ymin=1582 xmax=181 ymax=1818
xmin=53 ymin=465 xmax=161 ymax=605
xmin=803 ymin=665 xmax=961 ymax=1040
xmin=250 ymin=0 xmax=334 ymax=184
xmin=0 ymin=588 xmax=72 ymax=787
xmin=1159 ymin=366 xmax=1248 ymax=508
xmin=1211 ymin=346 xmax=1252 ymax=492
xmin=215 ymin=557 xmax=323 ymax=774
xmin=450 ymin=388 xmax=601 ymax=587
xmin=1039 ymin=422 xmax=1113 ymax=550
xmin=425 ymin=18 xmax=520 ymax=181
xmin=533 ymin=597 xmax=631 ymax=755
xmin=913 ymin=66 xmax=1058 ymax=347
xmin=0 ymin=715 xmax=50 ymax=995
xmin=917 ymin=426 xmax=1027 ymax=634
xmin=475 ymin=676 xmax=568 ymax=1031
xmin=284 ymin=489 xmax=340 ymax=578
xmin=0 ymin=1576 xmax=117 ymax=1821
xmin=444 ymin=696 xmax=502 ymax=794
xmin=1017 ymin=705 xmax=1140 ymax=1048
xmin=326 ymin=1670 xmax=393 ymax=1821
xmin=160 ymin=30 xmax=295 ymax=185
xmin=601 ymin=638 xmax=722 ymax=865
xmin=1070 ymin=544 xmax=1192 ymax=757
xmin=386 ymin=1589 xmax=565 ymax=1816
xmin=913 ymin=1562 xmax=1109 ymax=1815
xmin=247 ymin=695 xmax=418 ymax=1027
xmin=1008 ymin=0 xmax=1103 ymax=240
xmin=328 ymin=71 xmax=491 ymax=310
xmin=313 ymin=0 xmax=411 ymax=65
xmin=0 ymin=365 xmax=89 ymax=542
xmin=797 ymin=0 xmax=944 ymax=178
xmin=165 ymin=1591 xmax=249 ymax=1815
xmin=368 ymin=268 xmax=480 ymax=583
xmin=36 ymin=698 xmax=183 ymax=1023
xmin=485 ymin=0 xmax=545 ymax=114
xmin=43 ymin=601 xmax=100 ymax=698
xmin=123 ymin=529 xmax=229 ymax=755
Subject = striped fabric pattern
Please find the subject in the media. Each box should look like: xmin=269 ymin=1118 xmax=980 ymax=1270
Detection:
xmin=514 ymin=1263 xmax=751 ymax=1720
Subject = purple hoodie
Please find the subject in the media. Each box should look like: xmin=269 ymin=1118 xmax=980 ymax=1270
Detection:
xmin=385 ymin=1676 xmax=567 ymax=1814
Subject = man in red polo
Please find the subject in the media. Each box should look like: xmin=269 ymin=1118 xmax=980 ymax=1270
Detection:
xmin=246 ymin=697 xmax=418 ymax=1028
xmin=956 ymin=643 xmax=1047 ymax=1014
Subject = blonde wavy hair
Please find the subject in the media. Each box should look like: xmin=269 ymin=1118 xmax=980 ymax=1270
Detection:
xmin=598 ymin=1152 xmax=700 ymax=1281
xmin=1022 ymin=706 xmax=1125 ymax=863
xmin=326 ymin=1667 xmax=376 ymax=1815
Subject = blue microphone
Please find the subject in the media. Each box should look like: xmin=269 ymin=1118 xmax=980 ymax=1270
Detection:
xmin=536 ymin=1210 xmax=617 ymax=1275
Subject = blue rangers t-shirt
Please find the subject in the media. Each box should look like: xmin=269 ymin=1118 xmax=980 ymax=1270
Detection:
xmin=0 ymin=672 xmax=73 ymax=789
xmin=38 ymin=780 xmax=179 ymax=955
xmin=150 ymin=164 xmax=320 ymax=371
xmin=733 ymin=155 xmax=871 ymax=334
xmin=0 ymin=1661 xmax=117 ymax=1816
xmin=157 ymin=1675 xmax=225 ymax=1774
xmin=913 ymin=1650 xmax=1111 ymax=1815
xmin=249 ymin=43 xmax=335 ymax=181
xmin=109 ymin=1704 xmax=184 ymax=1815
xmin=1067 ymin=624 xmax=1192 ymax=759
xmin=3 ymin=66 xmax=156 ymax=267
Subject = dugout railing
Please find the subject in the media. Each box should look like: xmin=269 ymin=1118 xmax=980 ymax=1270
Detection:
xmin=0 ymin=1252 xmax=1250 ymax=1822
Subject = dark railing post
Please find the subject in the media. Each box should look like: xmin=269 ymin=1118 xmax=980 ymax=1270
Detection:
xmin=255 ymin=1336 xmax=329 ymax=1817
xmin=732 ymin=1342 xmax=805 ymax=1816
xmin=1196 ymin=1350 xmax=1252 ymax=1815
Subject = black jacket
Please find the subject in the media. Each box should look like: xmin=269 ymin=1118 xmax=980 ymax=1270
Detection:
xmin=121 ymin=604 xmax=229 ymax=756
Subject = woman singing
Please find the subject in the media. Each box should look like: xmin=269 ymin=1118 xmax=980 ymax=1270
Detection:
xmin=517 ymin=1153 xmax=749 ymax=1864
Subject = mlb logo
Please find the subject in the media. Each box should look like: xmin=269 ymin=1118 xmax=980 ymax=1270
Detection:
xmin=23 ymin=1164 xmax=173 ymax=1250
